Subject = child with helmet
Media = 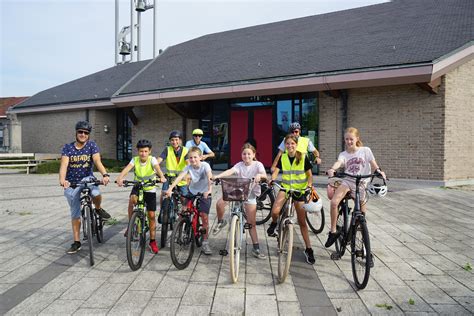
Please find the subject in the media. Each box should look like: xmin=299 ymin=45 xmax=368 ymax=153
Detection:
xmin=116 ymin=139 xmax=166 ymax=254
xmin=325 ymin=127 xmax=387 ymax=248
xmin=185 ymin=128 xmax=215 ymax=161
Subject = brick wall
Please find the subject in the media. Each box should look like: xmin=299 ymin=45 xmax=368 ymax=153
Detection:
xmin=90 ymin=109 xmax=116 ymax=159
xmin=444 ymin=58 xmax=474 ymax=180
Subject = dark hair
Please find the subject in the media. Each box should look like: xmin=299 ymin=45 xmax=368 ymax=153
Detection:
xmin=136 ymin=139 xmax=152 ymax=149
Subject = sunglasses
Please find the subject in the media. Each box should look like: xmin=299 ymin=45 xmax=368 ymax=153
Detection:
xmin=77 ymin=130 xmax=90 ymax=135
xmin=193 ymin=134 xmax=202 ymax=137
xmin=292 ymin=130 xmax=300 ymax=134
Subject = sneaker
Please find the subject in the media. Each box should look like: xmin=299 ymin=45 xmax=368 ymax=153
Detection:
xmin=149 ymin=240 xmax=159 ymax=254
xmin=324 ymin=231 xmax=341 ymax=248
xmin=369 ymin=253 xmax=375 ymax=268
xmin=123 ymin=229 xmax=128 ymax=237
xmin=267 ymin=222 xmax=278 ymax=237
xmin=67 ymin=241 xmax=81 ymax=254
xmin=95 ymin=208 xmax=111 ymax=219
xmin=201 ymin=241 xmax=212 ymax=255
xmin=304 ymin=248 xmax=316 ymax=265
xmin=212 ymin=219 xmax=227 ymax=235
xmin=251 ymin=249 xmax=267 ymax=259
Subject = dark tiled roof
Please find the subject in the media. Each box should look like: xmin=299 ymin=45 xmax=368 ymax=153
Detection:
xmin=14 ymin=60 xmax=151 ymax=109
xmin=0 ymin=97 xmax=29 ymax=115
xmin=120 ymin=0 xmax=473 ymax=95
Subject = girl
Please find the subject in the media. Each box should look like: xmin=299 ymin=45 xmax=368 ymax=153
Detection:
xmin=267 ymin=134 xmax=315 ymax=265
xmin=213 ymin=143 xmax=267 ymax=259
xmin=325 ymin=127 xmax=386 ymax=248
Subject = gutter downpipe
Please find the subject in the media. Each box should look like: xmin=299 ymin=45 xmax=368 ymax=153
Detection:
xmin=340 ymin=89 xmax=348 ymax=152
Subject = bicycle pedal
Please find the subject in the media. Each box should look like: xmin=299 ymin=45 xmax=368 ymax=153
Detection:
xmin=244 ymin=223 xmax=252 ymax=229
xmin=330 ymin=252 xmax=341 ymax=260
xmin=219 ymin=249 xmax=228 ymax=256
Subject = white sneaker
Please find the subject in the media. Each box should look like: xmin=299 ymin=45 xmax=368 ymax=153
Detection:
xmin=251 ymin=248 xmax=266 ymax=259
xmin=212 ymin=219 xmax=228 ymax=235
xmin=201 ymin=241 xmax=212 ymax=255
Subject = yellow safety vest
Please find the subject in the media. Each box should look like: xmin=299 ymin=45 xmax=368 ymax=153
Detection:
xmin=165 ymin=146 xmax=188 ymax=186
xmin=281 ymin=153 xmax=307 ymax=192
xmin=133 ymin=156 xmax=156 ymax=191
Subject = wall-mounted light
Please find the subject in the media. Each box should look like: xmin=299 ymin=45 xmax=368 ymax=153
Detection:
xmin=104 ymin=125 xmax=110 ymax=134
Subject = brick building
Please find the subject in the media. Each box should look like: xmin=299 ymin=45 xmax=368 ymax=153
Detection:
xmin=10 ymin=0 xmax=474 ymax=183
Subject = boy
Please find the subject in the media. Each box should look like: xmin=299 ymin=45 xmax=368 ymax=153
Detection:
xmin=165 ymin=147 xmax=213 ymax=255
xmin=116 ymin=139 xmax=165 ymax=254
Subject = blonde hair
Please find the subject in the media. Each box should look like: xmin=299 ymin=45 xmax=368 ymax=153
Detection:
xmin=241 ymin=143 xmax=257 ymax=161
xmin=345 ymin=127 xmax=363 ymax=147
xmin=189 ymin=146 xmax=202 ymax=156
xmin=284 ymin=134 xmax=302 ymax=165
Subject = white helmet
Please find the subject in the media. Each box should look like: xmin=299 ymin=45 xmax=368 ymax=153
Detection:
xmin=303 ymin=199 xmax=323 ymax=213
xmin=367 ymin=183 xmax=387 ymax=197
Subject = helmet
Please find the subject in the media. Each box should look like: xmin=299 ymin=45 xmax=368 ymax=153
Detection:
xmin=303 ymin=187 xmax=323 ymax=213
xmin=75 ymin=120 xmax=92 ymax=132
xmin=289 ymin=122 xmax=301 ymax=132
xmin=192 ymin=128 xmax=204 ymax=135
xmin=367 ymin=182 xmax=387 ymax=197
xmin=136 ymin=139 xmax=152 ymax=149
xmin=169 ymin=130 xmax=182 ymax=139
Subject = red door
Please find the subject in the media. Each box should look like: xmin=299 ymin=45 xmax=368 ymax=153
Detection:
xmin=230 ymin=107 xmax=273 ymax=167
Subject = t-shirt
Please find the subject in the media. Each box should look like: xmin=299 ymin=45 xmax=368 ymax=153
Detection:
xmin=278 ymin=137 xmax=316 ymax=152
xmin=337 ymin=147 xmax=375 ymax=184
xmin=184 ymin=161 xmax=212 ymax=195
xmin=231 ymin=161 xmax=266 ymax=196
xmin=61 ymin=141 xmax=99 ymax=183
xmin=128 ymin=156 xmax=159 ymax=193
xmin=276 ymin=155 xmax=312 ymax=172
xmin=185 ymin=140 xmax=212 ymax=154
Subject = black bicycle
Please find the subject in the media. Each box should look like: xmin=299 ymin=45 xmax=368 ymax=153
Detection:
xmin=330 ymin=171 xmax=385 ymax=289
xmin=160 ymin=175 xmax=181 ymax=249
xmin=120 ymin=179 xmax=159 ymax=271
xmin=255 ymin=182 xmax=275 ymax=225
xmin=70 ymin=178 xmax=104 ymax=266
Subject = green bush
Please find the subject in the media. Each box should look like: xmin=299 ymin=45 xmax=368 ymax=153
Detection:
xmin=36 ymin=158 xmax=127 ymax=174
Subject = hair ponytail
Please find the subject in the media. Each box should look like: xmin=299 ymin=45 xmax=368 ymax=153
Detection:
xmin=345 ymin=127 xmax=364 ymax=147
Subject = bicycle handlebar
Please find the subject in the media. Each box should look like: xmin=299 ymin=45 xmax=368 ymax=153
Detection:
xmin=70 ymin=179 xmax=103 ymax=188
xmin=330 ymin=171 xmax=388 ymax=184
xmin=115 ymin=179 xmax=160 ymax=188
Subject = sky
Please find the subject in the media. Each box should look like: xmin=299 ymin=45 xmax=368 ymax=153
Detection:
xmin=0 ymin=0 xmax=387 ymax=97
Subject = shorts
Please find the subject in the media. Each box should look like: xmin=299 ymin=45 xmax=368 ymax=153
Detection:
xmin=195 ymin=196 xmax=212 ymax=214
xmin=162 ymin=181 xmax=189 ymax=196
xmin=130 ymin=187 xmax=157 ymax=211
xmin=244 ymin=192 xmax=257 ymax=205
xmin=64 ymin=176 xmax=100 ymax=219
xmin=341 ymin=180 xmax=367 ymax=205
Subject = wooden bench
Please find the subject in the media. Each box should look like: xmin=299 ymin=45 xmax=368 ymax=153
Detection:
xmin=0 ymin=153 xmax=60 ymax=174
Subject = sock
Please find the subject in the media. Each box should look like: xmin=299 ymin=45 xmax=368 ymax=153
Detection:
xmin=218 ymin=219 xmax=223 ymax=223
xmin=150 ymin=239 xmax=155 ymax=242
xmin=253 ymin=243 xmax=260 ymax=251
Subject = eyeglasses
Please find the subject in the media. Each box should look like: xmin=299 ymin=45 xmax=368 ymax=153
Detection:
xmin=77 ymin=130 xmax=90 ymax=135
xmin=292 ymin=130 xmax=300 ymax=134
xmin=193 ymin=134 xmax=202 ymax=137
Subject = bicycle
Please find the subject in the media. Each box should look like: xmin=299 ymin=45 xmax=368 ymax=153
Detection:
xmin=160 ymin=175 xmax=181 ymax=249
xmin=215 ymin=177 xmax=255 ymax=283
xmin=255 ymin=182 xmax=275 ymax=225
xmin=70 ymin=178 xmax=104 ymax=266
xmin=271 ymin=180 xmax=311 ymax=283
xmin=169 ymin=193 xmax=207 ymax=270
xmin=119 ymin=179 xmax=159 ymax=271
xmin=329 ymin=171 xmax=385 ymax=289
xmin=304 ymin=188 xmax=325 ymax=234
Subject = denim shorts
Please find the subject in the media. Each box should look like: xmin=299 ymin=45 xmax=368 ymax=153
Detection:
xmin=64 ymin=176 xmax=101 ymax=219
xmin=162 ymin=181 xmax=189 ymax=196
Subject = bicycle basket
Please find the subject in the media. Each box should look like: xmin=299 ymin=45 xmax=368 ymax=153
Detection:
xmin=220 ymin=178 xmax=252 ymax=202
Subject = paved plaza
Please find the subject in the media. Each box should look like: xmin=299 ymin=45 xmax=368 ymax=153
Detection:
xmin=0 ymin=173 xmax=473 ymax=315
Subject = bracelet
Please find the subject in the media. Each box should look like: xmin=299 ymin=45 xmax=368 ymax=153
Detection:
xmin=103 ymin=173 xmax=110 ymax=177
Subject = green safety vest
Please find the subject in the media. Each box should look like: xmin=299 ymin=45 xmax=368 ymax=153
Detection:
xmin=165 ymin=146 xmax=188 ymax=186
xmin=281 ymin=153 xmax=307 ymax=192
xmin=133 ymin=156 xmax=156 ymax=191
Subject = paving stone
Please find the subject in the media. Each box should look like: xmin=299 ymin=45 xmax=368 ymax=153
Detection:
xmin=142 ymin=297 xmax=180 ymax=315
xmin=39 ymin=271 xmax=87 ymax=293
xmin=277 ymin=301 xmax=302 ymax=315
xmin=246 ymin=273 xmax=275 ymax=295
xmin=330 ymin=298 xmax=368 ymax=315
xmin=404 ymin=258 xmax=445 ymax=276
xmin=60 ymin=277 xmax=107 ymax=300
xmin=181 ymin=282 xmax=215 ymax=306
xmin=430 ymin=303 xmax=471 ymax=315
xmin=39 ymin=298 xmax=83 ymax=315
xmin=407 ymin=280 xmax=457 ymax=304
xmin=190 ymin=263 xmax=220 ymax=282
xmin=128 ymin=270 xmax=164 ymax=291
xmin=5 ymin=291 xmax=61 ymax=315
xmin=358 ymin=290 xmax=404 ymax=315
xmin=0 ymin=283 xmax=15 ymax=295
xmin=72 ymin=308 xmax=109 ymax=315
xmin=453 ymin=296 xmax=474 ymax=314
xmin=211 ymin=287 xmax=245 ymax=315
xmin=176 ymin=304 xmax=212 ymax=315
xmin=108 ymin=290 xmax=153 ymax=315
xmin=385 ymin=286 xmax=434 ymax=313
xmin=275 ymin=278 xmax=299 ymax=302
xmin=427 ymin=275 xmax=474 ymax=297
xmin=84 ymin=259 xmax=122 ymax=278
xmin=82 ymin=282 xmax=129 ymax=309
xmin=108 ymin=263 xmax=141 ymax=284
xmin=153 ymin=274 xmax=190 ymax=298
xmin=246 ymin=294 xmax=278 ymax=315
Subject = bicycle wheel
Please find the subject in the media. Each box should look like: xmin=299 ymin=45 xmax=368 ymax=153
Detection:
xmin=170 ymin=217 xmax=195 ymax=270
xmin=306 ymin=206 xmax=325 ymax=234
xmin=126 ymin=211 xmax=146 ymax=271
xmin=277 ymin=221 xmax=294 ymax=283
xmin=95 ymin=212 xmax=104 ymax=243
xmin=335 ymin=203 xmax=349 ymax=256
xmin=256 ymin=186 xmax=275 ymax=225
xmin=229 ymin=215 xmax=242 ymax=283
xmin=84 ymin=205 xmax=94 ymax=266
xmin=160 ymin=198 xmax=171 ymax=249
xmin=351 ymin=219 xmax=371 ymax=289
